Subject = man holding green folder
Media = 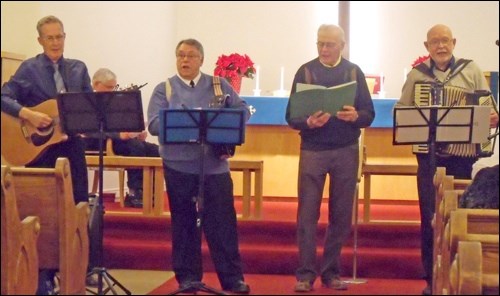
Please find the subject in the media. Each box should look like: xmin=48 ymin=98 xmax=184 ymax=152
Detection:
xmin=286 ymin=24 xmax=375 ymax=293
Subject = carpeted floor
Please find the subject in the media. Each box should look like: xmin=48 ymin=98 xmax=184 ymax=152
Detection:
xmin=102 ymin=196 xmax=424 ymax=280
xmin=148 ymin=272 xmax=426 ymax=295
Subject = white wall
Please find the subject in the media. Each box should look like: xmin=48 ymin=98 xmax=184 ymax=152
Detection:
xmin=350 ymin=1 xmax=499 ymax=98
xmin=2 ymin=1 xmax=498 ymax=192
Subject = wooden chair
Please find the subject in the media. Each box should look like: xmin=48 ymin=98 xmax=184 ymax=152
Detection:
xmin=10 ymin=158 xmax=90 ymax=295
xmin=1 ymin=165 xmax=40 ymax=295
xmin=87 ymin=138 xmax=126 ymax=205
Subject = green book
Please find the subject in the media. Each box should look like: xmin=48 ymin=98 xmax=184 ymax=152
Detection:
xmin=289 ymin=81 xmax=357 ymax=119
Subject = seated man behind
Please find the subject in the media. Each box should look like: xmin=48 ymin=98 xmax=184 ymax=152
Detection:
xmin=84 ymin=68 xmax=160 ymax=208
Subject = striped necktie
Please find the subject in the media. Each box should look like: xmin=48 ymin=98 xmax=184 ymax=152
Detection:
xmin=53 ymin=63 xmax=66 ymax=93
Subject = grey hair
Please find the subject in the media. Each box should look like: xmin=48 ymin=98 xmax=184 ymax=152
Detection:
xmin=318 ymin=24 xmax=345 ymax=43
xmin=92 ymin=68 xmax=117 ymax=84
xmin=175 ymin=38 xmax=204 ymax=58
xmin=36 ymin=15 xmax=64 ymax=36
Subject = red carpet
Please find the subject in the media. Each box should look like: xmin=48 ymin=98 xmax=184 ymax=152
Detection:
xmin=148 ymin=272 xmax=426 ymax=295
xmin=102 ymin=196 xmax=424 ymax=282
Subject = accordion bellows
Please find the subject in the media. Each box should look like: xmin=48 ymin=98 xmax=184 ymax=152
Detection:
xmin=413 ymin=83 xmax=494 ymax=158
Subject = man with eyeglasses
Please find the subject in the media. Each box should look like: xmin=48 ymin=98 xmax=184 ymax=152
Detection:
xmin=1 ymin=15 xmax=92 ymax=295
xmin=147 ymin=38 xmax=251 ymax=294
xmin=397 ymin=24 xmax=498 ymax=295
xmin=286 ymin=24 xmax=374 ymax=292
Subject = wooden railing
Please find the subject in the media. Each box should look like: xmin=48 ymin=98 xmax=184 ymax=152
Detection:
xmin=85 ymin=156 xmax=264 ymax=219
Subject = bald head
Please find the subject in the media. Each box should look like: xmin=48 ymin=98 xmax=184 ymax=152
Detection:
xmin=427 ymin=24 xmax=453 ymax=41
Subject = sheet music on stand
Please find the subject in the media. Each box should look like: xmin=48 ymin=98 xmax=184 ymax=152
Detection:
xmin=393 ymin=105 xmax=490 ymax=145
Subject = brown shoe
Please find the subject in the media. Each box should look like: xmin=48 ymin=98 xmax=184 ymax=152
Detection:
xmin=294 ymin=280 xmax=313 ymax=292
xmin=322 ymin=276 xmax=347 ymax=290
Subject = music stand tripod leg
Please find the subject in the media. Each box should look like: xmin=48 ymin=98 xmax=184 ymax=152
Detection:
xmin=87 ymin=127 xmax=132 ymax=296
xmin=344 ymin=184 xmax=367 ymax=284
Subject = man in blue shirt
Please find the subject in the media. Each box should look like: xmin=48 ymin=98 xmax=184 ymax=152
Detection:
xmin=1 ymin=15 xmax=93 ymax=294
xmin=147 ymin=38 xmax=251 ymax=294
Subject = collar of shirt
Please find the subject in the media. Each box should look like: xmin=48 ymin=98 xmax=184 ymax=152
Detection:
xmin=319 ymin=55 xmax=342 ymax=68
xmin=430 ymin=55 xmax=456 ymax=72
xmin=177 ymin=73 xmax=201 ymax=87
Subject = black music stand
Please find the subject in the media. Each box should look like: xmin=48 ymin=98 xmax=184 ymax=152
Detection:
xmin=159 ymin=108 xmax=245 ymax=295
xmin=57 ymin=90 xmax=145 ymax=295
xmin=393 ymin=105 xmax=490 ymax=186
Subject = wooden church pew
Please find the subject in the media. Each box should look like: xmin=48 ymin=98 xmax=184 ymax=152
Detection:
xmin=1 ymin=165 xmax=40 ymax=295
xmin=10 ymin=158 xmax=90 ymax=295
xmin=440 ymin=208 xmax=499 ymax=294
xmin=449 ymin=240 xmax=499 ymax=295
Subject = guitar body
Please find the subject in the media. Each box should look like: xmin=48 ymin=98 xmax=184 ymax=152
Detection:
xmin=1 ymin=99 xmax=66 ymax=166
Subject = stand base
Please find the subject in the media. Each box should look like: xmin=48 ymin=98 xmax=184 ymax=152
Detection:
xmin=167 ymin=281 xmax=227 ymax=295
xmin=86 ymin=267 xmax=131 ymax=295
xmin=344 ymin=277 xmax=368 ymax=284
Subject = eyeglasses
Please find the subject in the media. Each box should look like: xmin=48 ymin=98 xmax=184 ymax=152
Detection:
xmin=428 ymin=38 xmax=453 ymax=47
xmin=176 ymin=53 xmax=200 ymax=60
xmin=41 ymin=34 xmax=66 ymax=42
xmin=316 ymin=41 xmax=337 ymax=49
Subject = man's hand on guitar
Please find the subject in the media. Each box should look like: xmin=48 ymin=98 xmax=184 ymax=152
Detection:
xmin=19 ymin=107 xmax=53 ymax=128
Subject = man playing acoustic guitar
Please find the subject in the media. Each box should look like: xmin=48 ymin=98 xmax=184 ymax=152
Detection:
xmin=1 ymin=15 xmax=93 ymax=294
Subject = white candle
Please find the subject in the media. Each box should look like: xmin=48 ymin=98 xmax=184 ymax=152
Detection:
xmin=280 ymin=66 xmax=284 ymax=91
xmin=403 ymin=68 xmax=408 ymax=83
xmin=379 ymin=72 xmax=384 ymax=92
xmin=255 ymin=65 xmax=260 ymax=90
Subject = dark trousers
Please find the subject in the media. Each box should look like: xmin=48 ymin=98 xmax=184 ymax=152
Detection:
xmin=113 ymin=139 xmax=159 ymax=190
xmin=295 ymin=145 xmax=358 ymax=283
xmin=416 ymin=153 xmax=476 ymax=285
xmin=28 ymin=136 xmax=89 ymax=204
xmin=163 ymin=166 xmax=244 ymax=289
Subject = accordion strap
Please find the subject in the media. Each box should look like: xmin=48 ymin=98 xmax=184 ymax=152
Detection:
xmin=414 ymin=58 xmax=472 ymax=85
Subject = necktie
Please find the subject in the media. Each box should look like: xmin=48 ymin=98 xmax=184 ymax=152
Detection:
xmin=53 ymin=63 xmax=66 ymax=93
xmin=190 ymin=80 xmax=195 ymax=88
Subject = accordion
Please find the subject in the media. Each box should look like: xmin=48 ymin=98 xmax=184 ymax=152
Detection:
xmin=412 ymin=82 xmax=495 ymax=158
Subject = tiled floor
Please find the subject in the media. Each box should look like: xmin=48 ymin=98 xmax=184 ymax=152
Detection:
xmin=85 ymin=269 xmax=174 ymax=295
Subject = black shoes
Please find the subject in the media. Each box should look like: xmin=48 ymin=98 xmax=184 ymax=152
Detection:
xmin=178 ymin=281 xmax=197 ymax=293
xmin=124 ymin=189 xmax=143 ymax=208
xmin=422 ymin=284 xmax=432 ymax=295
xmin=224 ymin=280 xmax=250 ymax=294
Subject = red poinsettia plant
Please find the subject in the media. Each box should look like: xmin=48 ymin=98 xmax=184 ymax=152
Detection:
xmin=214 ymin=53 xmax=256 ymax=80
xmin=411 ymin=55 xmax=430 ymax=67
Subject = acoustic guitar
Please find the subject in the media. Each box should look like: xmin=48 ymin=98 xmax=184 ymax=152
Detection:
xmin=1 ymin=99 xmax=66 ymax=166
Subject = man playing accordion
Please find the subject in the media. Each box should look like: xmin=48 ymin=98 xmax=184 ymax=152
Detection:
xmin=396 ymin=24 xmax=499 ymax=295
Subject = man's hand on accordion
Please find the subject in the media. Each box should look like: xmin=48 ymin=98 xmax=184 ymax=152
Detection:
xmin=490 ymin=109 xmax=499 ymax=128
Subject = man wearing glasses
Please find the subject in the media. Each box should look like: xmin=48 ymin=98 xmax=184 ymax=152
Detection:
xmin=286 ymin=24 xmax=374 ymax=292
xmin=1 ymin=15 xmax=93 ymax=294
xmin=397 ymin=24 xmax=498 ymax=295
xmin=147 ymin=38 xmax=251 ymax=294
